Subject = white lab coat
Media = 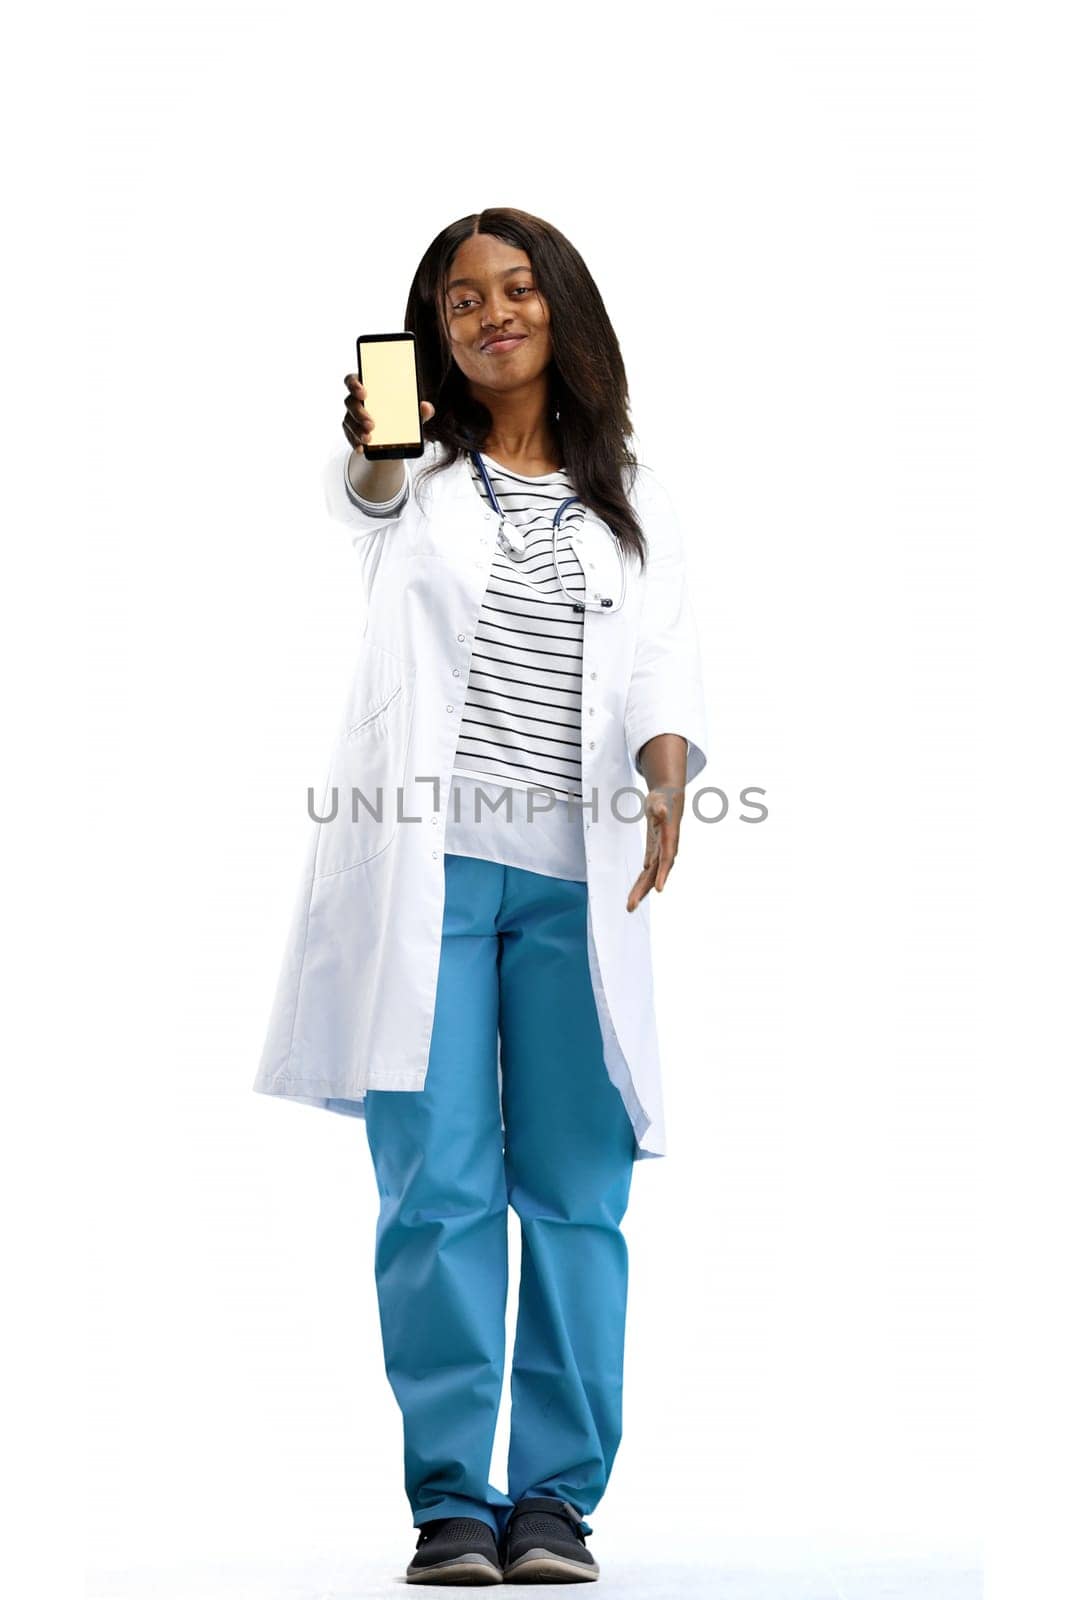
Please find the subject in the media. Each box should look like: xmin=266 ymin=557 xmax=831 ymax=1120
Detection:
xmin=252 ymin=440 xmax=709 ymax=1158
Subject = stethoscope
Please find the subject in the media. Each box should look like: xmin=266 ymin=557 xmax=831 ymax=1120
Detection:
xmin=470 ymin=450 xmax=628 ymax=616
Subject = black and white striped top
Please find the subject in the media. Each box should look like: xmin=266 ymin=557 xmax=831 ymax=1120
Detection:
xmin=455 ymin=452 xmax=587 ymax=802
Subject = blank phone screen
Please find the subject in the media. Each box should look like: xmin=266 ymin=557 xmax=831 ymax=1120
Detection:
xmin=359 ymin=339 xmax=420 ymax=447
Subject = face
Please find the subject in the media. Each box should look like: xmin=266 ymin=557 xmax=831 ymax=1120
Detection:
xmin=442 ymin=233 xmax=552 ymax=394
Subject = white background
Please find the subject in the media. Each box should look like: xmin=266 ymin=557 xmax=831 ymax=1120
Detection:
xmin=18 ymin=0 xmax=1062 ymax=1594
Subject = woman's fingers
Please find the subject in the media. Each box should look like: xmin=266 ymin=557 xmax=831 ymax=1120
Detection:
xmin=627 ymin=819 xmax=660 ymax=910
xmin=342 ymin=377 xmax=434 ymax=452
xmin=626 ymin=860 xmax=655 ymax=912
xmin=343 ymin=374 xmax=373 ymax=452
xmin=342 ymin=416 xmax=365 ymax=453
xmin=343 ymin=414 xmax=374 ymax=453
xmin=626 ymin=792 xmax=682 ymax=909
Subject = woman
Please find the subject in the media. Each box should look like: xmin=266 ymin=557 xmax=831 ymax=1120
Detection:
xmin=254 ymin=208 xmax=709 ymax=1585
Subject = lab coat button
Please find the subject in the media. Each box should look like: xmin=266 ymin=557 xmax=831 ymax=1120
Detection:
xmin=588 ymin=740 xmax=595 ymax=750
xmin=432 ymin=849 xmax=439 ymax=859
xmin=589 ymin=707 xmax=595 ymax=717
xmin=452 ymin=668 xmax=460 ymax=678
xmin=457 ymin=633 xmax=465 ymax=642
xmin=446 ymin=704 xmax=454 ymax=713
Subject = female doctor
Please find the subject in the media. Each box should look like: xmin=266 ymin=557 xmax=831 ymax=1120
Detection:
xmin=254 ymin=208 xmax=709 ymax=1585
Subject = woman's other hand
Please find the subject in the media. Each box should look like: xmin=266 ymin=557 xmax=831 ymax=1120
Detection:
xmin=626 ymin=732 xmax=689 ymax=910
xmin=626 ymin=784 xmax=685 ymax=911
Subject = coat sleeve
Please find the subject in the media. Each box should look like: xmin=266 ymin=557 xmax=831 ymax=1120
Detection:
xmin=322 ymin=443 xmax=411 ymax=541
xmin=623 ymin=469 xmax=710 ymax=788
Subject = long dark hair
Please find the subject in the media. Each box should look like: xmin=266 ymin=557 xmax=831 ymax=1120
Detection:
xmin=403 ymin=207 xmax=649 ymax=571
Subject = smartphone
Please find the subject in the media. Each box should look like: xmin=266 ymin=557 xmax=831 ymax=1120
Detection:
xmin=356 ymin=331 xmax=424 ymax=459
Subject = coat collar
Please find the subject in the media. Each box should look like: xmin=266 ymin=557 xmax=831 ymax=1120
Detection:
xmin=418 ymin=441 xmax=631 ymax=539
xmin=412 ymin=441 xmax=632 ymax=608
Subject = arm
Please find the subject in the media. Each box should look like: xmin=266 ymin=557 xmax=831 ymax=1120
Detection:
xmin=623 ymin=472 xmax=710 ymax=909
xmin=624 ymin=472 xmax=709 ymax=789
xmin=636 ymin=731 xmax=689 ymax=791
xmin=346 ymin=450 xmax=406 ymax=506
xmin=322 ymin=445 xmax=411 ymax=541
xmin=328 ymin=374 xmax=432 ymax=538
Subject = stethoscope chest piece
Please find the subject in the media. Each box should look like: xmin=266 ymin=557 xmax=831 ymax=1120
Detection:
xmin=496 ymin=516 xmax=525 ymax=559
xmin=470 ymin=450 xmax=627 ymax=616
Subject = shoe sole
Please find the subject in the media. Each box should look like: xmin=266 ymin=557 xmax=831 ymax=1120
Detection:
xmin=406 ymin=1552 xmax=502 ymax=1584
xmin=503 ymin=1548 xmax=600 ymax=1583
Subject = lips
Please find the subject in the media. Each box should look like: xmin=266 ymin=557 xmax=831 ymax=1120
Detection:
xmin=482 ymin=334 xmax=527 ymax=352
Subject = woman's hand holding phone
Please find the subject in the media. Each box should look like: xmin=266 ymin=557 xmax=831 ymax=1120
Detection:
xmin=343 ymin=374 xmax=435 ymax=456
xmin=342 ymin=375 xmax=435 ymax=505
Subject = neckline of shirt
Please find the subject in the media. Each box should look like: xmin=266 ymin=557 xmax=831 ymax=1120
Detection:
xmin=477 ymin=451 xmax=569 ymax=484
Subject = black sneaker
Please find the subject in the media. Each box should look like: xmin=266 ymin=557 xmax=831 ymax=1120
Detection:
xmin=500 ymin=1496 xmax=600 ymax=1583
xmin=405 ymin=1515 xmax=503 ymax=1585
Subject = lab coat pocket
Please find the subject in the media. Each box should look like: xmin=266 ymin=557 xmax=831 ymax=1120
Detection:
xmin=314 ymin=642 xmax=415 ymax=877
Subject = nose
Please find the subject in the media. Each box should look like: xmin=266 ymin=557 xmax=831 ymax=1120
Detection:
xmin=481 ymin=297 xmax=515 ymax=337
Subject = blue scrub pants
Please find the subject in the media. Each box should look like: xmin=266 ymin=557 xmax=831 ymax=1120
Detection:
xmin=363 ymin=852 xmax=638 ymax=1543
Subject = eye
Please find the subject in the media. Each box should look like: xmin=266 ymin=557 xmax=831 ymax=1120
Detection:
xmin=451 ymin=285 xmax=535 ymax=312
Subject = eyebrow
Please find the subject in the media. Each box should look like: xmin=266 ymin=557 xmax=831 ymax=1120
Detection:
xmin=446 ymin=266 xmax=531 ymax=291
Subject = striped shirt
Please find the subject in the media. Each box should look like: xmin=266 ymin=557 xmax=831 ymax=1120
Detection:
xmin=456 ymin=452 xmax=587 ymax=800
